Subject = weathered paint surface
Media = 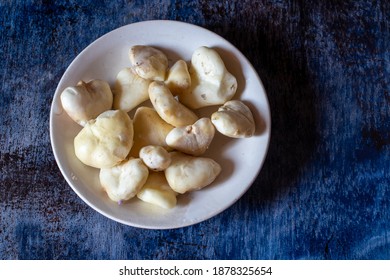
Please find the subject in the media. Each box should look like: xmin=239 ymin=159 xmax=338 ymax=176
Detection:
xmin=1 ymin=0 xmax=389 ymax=259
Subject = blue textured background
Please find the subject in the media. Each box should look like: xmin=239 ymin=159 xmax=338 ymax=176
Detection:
xmin=1 ymin=0 xmax=389 ymax=259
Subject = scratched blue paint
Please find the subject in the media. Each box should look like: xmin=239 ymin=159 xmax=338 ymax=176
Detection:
xmin=1 ymin=0 xmax=390 ymax=260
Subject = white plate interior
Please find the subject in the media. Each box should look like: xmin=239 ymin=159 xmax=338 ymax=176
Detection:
xmin=50 ymin=20 xmax=271 ymax=229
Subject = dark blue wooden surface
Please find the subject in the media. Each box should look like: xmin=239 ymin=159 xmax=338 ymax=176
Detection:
xmin=1 ymin=0 xmax=389 ymax=259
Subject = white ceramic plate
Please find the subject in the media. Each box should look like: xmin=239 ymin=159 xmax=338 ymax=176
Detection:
xmin=50 ymin=20 xmax=271 ymax=229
